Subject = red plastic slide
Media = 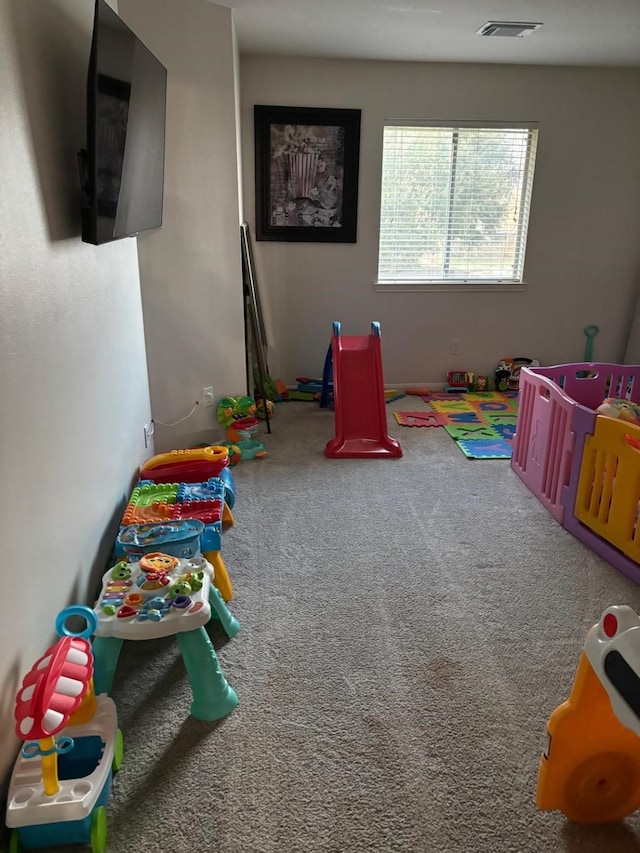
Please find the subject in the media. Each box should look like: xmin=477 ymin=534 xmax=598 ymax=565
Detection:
xmin=325 ymin=321 xmax=403 ymax=459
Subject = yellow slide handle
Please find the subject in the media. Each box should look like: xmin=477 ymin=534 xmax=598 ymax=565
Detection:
xmin=143 ymin=445 xmax=229 ymax=472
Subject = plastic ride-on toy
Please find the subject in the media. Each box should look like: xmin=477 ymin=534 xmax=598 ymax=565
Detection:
xmin=536 ymin=605 xmax=640 ymax=823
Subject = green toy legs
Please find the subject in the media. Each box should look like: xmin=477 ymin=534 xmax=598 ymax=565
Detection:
xmin=92 ymin=636 xmax=123 ymax=696
xmin=208 ymin=585 xmax=240 ymax=638
xmin=92 ymin=627 xmax=238 ymax=721
xmin=176 ymin=628 xmax=239 ymax=721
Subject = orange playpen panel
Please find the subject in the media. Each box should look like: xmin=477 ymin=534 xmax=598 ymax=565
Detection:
xmin=575 ymin=417 xmax=640 ymax=563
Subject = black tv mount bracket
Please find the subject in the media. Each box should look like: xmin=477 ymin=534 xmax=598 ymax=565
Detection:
xmin=77 ymin=149 xmax=89 ymax=194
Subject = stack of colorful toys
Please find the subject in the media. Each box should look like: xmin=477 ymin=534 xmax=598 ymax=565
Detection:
xmin=4 ymin=441 xmax=246 ymax=852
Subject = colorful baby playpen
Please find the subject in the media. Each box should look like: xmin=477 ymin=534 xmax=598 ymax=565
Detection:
xmin=512 ymin=363 xmax=640 ymax=584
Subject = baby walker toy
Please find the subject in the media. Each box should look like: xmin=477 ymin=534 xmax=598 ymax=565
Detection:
xmin=536 ymin=605 xmax=640 ymax=823
xmin=6 ymin=606 xmax=121 ymax=853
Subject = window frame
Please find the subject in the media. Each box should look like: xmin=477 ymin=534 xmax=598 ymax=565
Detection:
xmin=375 ymin=119 xmax=539 ymax=291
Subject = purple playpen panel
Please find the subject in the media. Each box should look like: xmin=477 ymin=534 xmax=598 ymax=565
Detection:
xmin=562 ymin=403 xmax=598 ymax=525
xmin=531 ymin=363 xmax=640 ymax=410
xmin=511 ymin=368 xmax=577 ymax=523
xmin=562 ymin=515 xmax=640 ymax=585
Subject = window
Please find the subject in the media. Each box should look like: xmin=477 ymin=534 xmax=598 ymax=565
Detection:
xmin=377 ymin=122 xmax=538 ymax=286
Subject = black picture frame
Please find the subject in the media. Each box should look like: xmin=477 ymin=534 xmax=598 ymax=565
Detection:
xmin=254 ymin=105 xmax=361 ymax=243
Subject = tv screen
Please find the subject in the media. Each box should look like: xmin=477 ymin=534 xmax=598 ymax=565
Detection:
xmin=81 ymin=0 xmax=167 ymax=245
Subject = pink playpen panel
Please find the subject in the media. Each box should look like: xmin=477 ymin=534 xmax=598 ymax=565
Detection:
xmin=512 ymin=367 xmax=580 ymax=523
xmin=512 ymin=363 xmax=640 ymax=525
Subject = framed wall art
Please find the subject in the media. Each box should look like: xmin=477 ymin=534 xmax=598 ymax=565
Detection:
xmin=254 ymin=105 xmax=361 ymax=243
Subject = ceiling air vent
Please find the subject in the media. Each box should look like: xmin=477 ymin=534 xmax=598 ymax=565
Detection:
xmin=476 ymin=21 xmax=543 ymax=38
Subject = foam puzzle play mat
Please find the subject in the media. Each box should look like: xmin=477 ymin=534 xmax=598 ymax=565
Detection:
xmin=394 ymin=390 xmax=519 ymax=459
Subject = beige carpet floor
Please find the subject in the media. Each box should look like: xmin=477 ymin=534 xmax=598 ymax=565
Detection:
xmin=91 ymin=402 xmax=640 ymax=851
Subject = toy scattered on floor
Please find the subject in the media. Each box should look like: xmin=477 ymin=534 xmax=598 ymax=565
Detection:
xmin=253 ymin=369 xmax=288 ymax=401
xmin=217 ymin=395 xmax=258 ymax=427
xmin=445 ymin=370 xmax=471 ymax=392
xmin=288 ymin=390 xmax=318 ymax=401
xmin=537 ymin=605 xmax=640 ymax=823
xmin=394 ymin=411 xmax=443 ymax=427
xmin=446 ymin=372 xmax=495 ymax=393
xmin=217 ymin=396 xmax=267 ymax=461
xmin=274 ymin=379 xmax=289 ymax=399
xmin=224 ymin=416 xmax=267 ymax=460
xmin=385 ymin=391 xmax=406 ymax=404
xmin=495 ymin=357 xmax=540 ymax=392
xmin=445 ymin=362 xmax=538 ymax=394
xmin=445 ymin=371 xmax=501 ymax=392
xmin=296 ymin=377 xmax=323 ymax=394
xmin=494 ymin=360 xmax=512 ymax=391
xmin=509 ymin=358 xmax=540 ymax=390
xmin=6 ymin=606 xmax=121 ymax=853
xmin=596 ymin=397 xmax=640 ymax=425
xmin=223 ymin=443 xmax=242 ymax=464
xmin=256 ymin=398 xmax=275 ymax=420
xmin=291 ymin=376 xmax=333 ymax=404
xmin=404 ymin=387 xmax=431 ymax=397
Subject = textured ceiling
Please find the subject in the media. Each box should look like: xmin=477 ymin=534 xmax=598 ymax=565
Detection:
xmin=214 ymin=0 xmax=640 ymax=66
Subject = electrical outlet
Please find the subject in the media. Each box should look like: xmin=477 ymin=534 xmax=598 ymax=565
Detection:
xmin=450 ymin=339 xmax=460 ymax=355
xmin=143 ymin=421 xmax=154 ymax=448
xmin=203 ymin=386 xmax=215 ymax=407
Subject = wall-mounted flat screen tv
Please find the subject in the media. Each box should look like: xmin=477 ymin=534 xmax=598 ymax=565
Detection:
xmin=80 ymin=0 xmax=167 ymax=245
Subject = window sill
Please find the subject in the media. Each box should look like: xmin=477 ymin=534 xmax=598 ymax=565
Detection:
xmin=374 ymin=282 xmax=527 ymax=293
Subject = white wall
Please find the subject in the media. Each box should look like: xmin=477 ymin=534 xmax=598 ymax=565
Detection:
xmin=0 ymin=0 xmax=152 ymax=784
xmin=240 ymin=58 xmax=640 ymax=385
xmin=118 ymin=0 xmax=246 ymax=452
xmin=625 ymin=293 xmax=640 ymax=363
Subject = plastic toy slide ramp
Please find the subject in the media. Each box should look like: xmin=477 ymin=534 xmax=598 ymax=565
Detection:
xmin=325 ymin=321 xmax=402 ymax=459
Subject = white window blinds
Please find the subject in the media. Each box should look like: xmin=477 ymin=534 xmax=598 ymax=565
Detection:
xmin=378 ymin=123 xmax=538 ymax=284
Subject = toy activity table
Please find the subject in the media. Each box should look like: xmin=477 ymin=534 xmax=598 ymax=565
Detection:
xmin=116 ymin=478 xmax=234 ymax=601
xmin=92 ymin=553 xmax=239 ymax=722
